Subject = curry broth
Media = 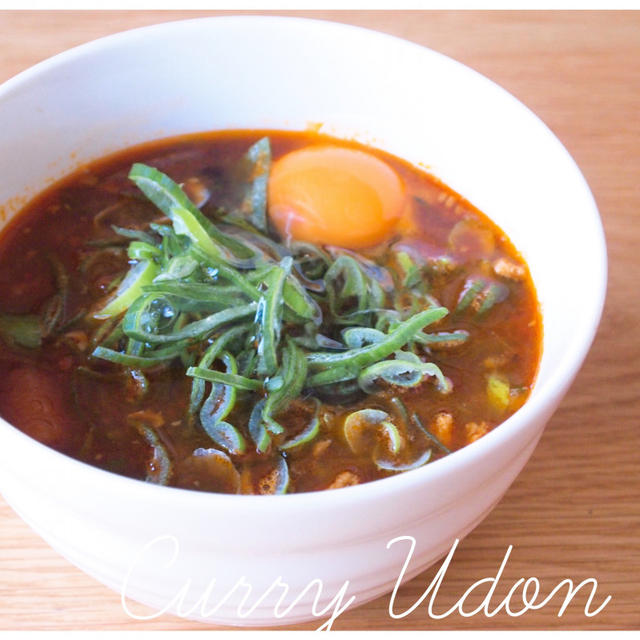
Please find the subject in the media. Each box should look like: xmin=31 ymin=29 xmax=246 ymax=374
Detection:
xmin=0 ymin=131 xmax=542 ymax=494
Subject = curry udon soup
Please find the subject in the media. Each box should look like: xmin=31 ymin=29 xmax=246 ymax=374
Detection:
xmin=0 ymin=131 xmax=541 ymax=494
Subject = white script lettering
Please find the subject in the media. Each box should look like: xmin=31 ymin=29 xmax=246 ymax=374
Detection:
xmin=121 ymin=534 xmax=355 ymax=630
xmin=387 ymin=536 xmax=611 ymax=620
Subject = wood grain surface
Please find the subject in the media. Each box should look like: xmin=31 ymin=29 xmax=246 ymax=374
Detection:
xmin=0 ymin=10 xmax=638 ymax=632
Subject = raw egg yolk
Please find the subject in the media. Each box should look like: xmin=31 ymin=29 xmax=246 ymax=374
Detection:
xmin=268 ymin=145 xmax=406 ymax=249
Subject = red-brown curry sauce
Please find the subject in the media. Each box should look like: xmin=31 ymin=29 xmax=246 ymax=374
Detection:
xmin=0 ymin=130 xmax=542 ymax=493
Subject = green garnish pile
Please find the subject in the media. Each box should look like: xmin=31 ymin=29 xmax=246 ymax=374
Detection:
xmin=87 ymin=138 xmax=474 ymax=487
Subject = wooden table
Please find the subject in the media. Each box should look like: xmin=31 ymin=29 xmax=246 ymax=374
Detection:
xmin=0 ymin=10 xmax=638 ymax=631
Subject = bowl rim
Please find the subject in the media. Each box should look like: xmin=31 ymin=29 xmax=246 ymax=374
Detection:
xmin=0 ymin=14 xmax=608 ymax=511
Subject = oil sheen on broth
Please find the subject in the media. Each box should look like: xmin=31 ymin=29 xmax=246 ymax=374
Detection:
xmin=0 ymin=131 xmax=542 ymax=494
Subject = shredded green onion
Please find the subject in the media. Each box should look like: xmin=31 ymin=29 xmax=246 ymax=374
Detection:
xmin=0 ymin=313 xmax=42 ymax=349
xmin=78 ymin=140 xmax=473 ymax=490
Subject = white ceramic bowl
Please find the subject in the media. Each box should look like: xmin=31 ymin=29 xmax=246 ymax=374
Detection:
xmin=0 ymin=16 xmax=606 ymax=627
